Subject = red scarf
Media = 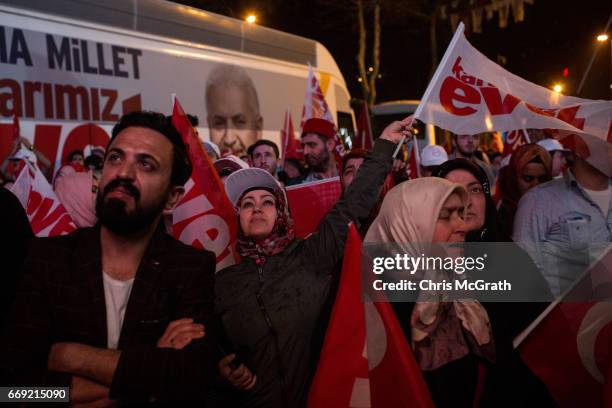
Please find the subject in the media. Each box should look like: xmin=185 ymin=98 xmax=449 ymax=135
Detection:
xmin=236 ymin=187 xmax=295 ymax=265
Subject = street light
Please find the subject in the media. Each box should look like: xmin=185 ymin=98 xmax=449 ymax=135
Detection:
xmin=578 ymin=14 xmax=612 ymax=97
xmin=553 ymin=83 xmax=563 ymax=93
xmin=245 ymin=14 xmax=257 ymax=24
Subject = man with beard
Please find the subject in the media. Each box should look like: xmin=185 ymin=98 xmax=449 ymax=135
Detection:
xmin=450 ymin=133 xmax=495 ymax=187
xmin=247 ymin=139 xmax=279 ymax=179
xmin=300 ymin=118 xmax=338 ymax=182
xmin=1 ymin=112 xmax=217 ymax=405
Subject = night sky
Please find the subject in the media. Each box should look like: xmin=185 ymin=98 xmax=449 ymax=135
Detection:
xmin=174 ymin=0 xmax=612 ymax=103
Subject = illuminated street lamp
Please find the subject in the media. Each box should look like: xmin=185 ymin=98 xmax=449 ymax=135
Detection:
xmin=597 ymin=33 xmax=609 ymax=42
xmin=553 ymin=83 xmax=563 ymax=93
xmin=245 ymin=14 xmax=257 ymax=24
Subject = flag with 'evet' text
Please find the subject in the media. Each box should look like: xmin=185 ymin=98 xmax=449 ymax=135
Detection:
xmin=415 ymin=22 xmax=612 ymax=177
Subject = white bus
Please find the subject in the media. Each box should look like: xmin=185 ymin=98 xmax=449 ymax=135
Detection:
xmin=0 ymin=0 xmax=354 ymax=176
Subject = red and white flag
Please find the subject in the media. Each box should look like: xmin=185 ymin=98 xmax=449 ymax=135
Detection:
xmin=408 ymin=138 xmax=421 ymax=179
xmin=502 ymin=130 xmax=523 ymax=157
xmin=300 ymin=65 xmax=345 ymax=159
xmin=9 ymin=160 xmax=76 ymax=237
xmin=280 ymin=109 xmax=302 ymax=163
xmin=308 ymin=224 xmax=434 ymax=408
xmin=171 ymin=97 xmax=239 ymax=270
xmin=300 ymin=64 xmax=335 ymax=129
xmin=415 ymin=22 xmax=612 ymax=176
xmin=515 ymin=248 xmax=612 ymax=407
xmin=285 ymin=177 xmax=342 ymax=238
xmin=354 ymin=102 xmax=374 ymax=150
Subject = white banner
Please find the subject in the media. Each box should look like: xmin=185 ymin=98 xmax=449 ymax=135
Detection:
xmin=415 ymin=23 xmax=612 ymax=176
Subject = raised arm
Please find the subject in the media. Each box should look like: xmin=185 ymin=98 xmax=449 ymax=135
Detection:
xmin=304 ymin=117 xmax=412 ymax=270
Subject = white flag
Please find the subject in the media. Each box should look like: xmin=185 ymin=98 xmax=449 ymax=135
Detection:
xmin=300 ymin=64 xmax=335 ymax=131
xmin=415 ymin=23 xmax=612 ymax=176
xmin=9 ymin=161 xmax=77 ymax=237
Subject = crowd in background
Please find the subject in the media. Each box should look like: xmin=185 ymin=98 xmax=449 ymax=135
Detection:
xmin=0 ymin=110 xmax=610 ymax=407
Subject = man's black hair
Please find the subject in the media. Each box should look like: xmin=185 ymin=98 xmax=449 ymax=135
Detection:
xmin=84 ymin=154 xmax=104 ymax=170
xmin=166 ymin=114 xmax=199 ymax=128
xmin=109 ymin=111 xmax=192 ymax=186
xmin=68 ymin=149 xmax=84 ymax=161
xmin=247 ymin=139 xmax=280 ymax=159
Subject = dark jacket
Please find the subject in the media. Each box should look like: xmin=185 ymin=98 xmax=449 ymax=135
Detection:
xmin=0 ymin=224 xmax=217 ymax=405
xmin=215 ymin=139 xmax=396 ymax=407
xmin=0 ymin=187 xmax=33 ymax=328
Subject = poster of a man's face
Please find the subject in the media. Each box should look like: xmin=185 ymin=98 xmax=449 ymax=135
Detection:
xmin=205 ymin=65 xmax=263 ymax=156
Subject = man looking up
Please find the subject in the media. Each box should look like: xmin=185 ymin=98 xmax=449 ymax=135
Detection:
xmin=301 ymin=118 xmax=338 ymax=183
xmin=1 ymin=111 xmax=217 ymax=405
xmin=248 ymin=139 xmax=280 ymax=179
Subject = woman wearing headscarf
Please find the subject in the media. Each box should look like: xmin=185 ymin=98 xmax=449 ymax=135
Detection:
xmin=214 ymin=118 xmax=411 ymax=407
xmin=364 ymin=177 xmax=554 ymax=407
xmin=365 ymin=178 xmax=496 ymax=407
xmin=495 ymin=144 xmax=552 ymax=240
xmin=432 ymin=159 xmax=501 ymax=243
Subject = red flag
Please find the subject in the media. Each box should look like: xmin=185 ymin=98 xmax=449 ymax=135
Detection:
xmin=285 ymin=177 xmax=342 ymax=238
xmin=517 ymin=248 xmax=612 ymax=407
xmin=12 ymin=114 xmax=20 ymax=140
xmin=502 ymin=130 xmax=523 ymax=157
xmin=280 ymin=110 xmax=302 ymax=163
xmin=308 ymin=224 xmax=434 ymax=407
xmin=354 ymin=102 xmax=373 ymax=150
xmin=9 ymin=160 xmax=76 ymax=237
xmin=171 ymin=98 xmax=239 ymax=270
xmin=408 ymin=138 xmax=421 ymax=179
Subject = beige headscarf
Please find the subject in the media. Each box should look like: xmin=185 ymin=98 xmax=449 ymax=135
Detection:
xmin=364 ymin=178 xmax=495 ymax=371
xmin=365 ymin=177 xmax=467 ymax=247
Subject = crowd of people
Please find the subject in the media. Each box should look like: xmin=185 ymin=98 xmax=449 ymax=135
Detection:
xmin=0 ymin=109 xmax=610 ymax=407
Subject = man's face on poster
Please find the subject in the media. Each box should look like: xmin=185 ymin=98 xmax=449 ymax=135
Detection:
xmin=206 ymin=83 xmax=262 ymax=156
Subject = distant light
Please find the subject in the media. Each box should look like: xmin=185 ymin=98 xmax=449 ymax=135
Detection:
xmin=563 ymin=67 xmax=569 ymax=77
xmin=245 ymin=14 xmax=257 ymax=24
xmin=357 ymin=77 xmax=363 ymax=83
xmin=553 ymin=83 xmax=563 ymax=93
xmin=597 ymin=34 xmax=609 ymax=42
xmin=368 ymin=67 xmax=374 ymax=72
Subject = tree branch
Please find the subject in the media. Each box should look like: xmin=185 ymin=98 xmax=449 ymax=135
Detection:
xmin=356 ymin=0 xmax=370 ymax=101
xmin=368 ymin=0 xmax=381 ymax=105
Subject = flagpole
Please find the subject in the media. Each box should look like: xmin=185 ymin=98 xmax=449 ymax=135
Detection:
xmin=521 ymin=127 xmax=531 ymax=144
xmin=413 ymin=22 xmax=465 ymax=121
xmin=365 ymin=103 xmax=373 ymax=147
xmin=282 ymin=109 xmax=290 ymax=168
xmin=404 ymin=23 xmax=465 ymax=161
xmin=414 ymin=137 xmax=421 ymax=178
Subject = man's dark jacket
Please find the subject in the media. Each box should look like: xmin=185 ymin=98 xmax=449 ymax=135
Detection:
xmin=0 ymin=224 xmax=217 ymax=404
xmin=215 ymin=139 xmax=396 ymax=407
